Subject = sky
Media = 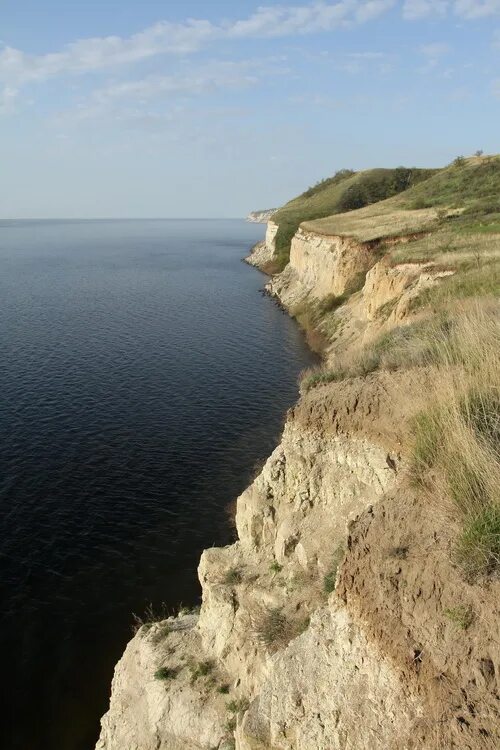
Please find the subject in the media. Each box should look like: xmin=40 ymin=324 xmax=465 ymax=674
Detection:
xmin=0 ymin=0 xmax=499 ymax=218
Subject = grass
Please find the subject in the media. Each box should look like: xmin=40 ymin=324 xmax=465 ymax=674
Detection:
xmin=227 ymin=698 xmax=249 ymax=714
xmin=408 ymin=305 xmax=500 ymax=578
xmin=133 ymin=602 xmax=170 ymax=633
xmin=271 ymin=167 xmax=435 ymax=268
xmin=223 ymin=568 xmax=242 ymax=585
xmin=154 ymin=666 xmax=178 ymax=681
xmin=189 ymin=659 xmax=215 ymax=683
xmin=252 ymin=607 xmax=309 ymax=651
xmin=302 ymin=314 xmax=455 ymax=392
xmin=443 ymin=605 xmax=474 ymax=630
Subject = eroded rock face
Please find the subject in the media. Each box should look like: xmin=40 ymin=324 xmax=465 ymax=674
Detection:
xmin=237 ymin=602 xmax=422 ymax=750
xmin=363 ymin=259 xmax=455 ymax=322
xmin=96 ymin=375 xmax=423 ymax=750
xmin=96 ymin=615 xmax=229 ymax=750
xmin=288 ymin=228 xmax=375 ymax=299
xmin=265 ymin=221 xmax=279 ymax=255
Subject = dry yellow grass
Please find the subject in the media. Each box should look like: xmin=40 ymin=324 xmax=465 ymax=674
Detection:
xmin=302 ymin=206 xmax=439 ymax=242
xmin=411 ymin=303 xmax=500 ymax=577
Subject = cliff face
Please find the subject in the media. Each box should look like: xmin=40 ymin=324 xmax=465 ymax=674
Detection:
xmin=247 ymin=209 xmax=277 ymax=224
xmin=97 ymin=218 xmax=499 ymax=750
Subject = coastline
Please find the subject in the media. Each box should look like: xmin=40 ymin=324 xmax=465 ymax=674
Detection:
xmin=96 ymin=212 xmax=500 ymax=750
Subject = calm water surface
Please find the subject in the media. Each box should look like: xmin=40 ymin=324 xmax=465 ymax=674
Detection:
xmin=0 ymin=219 xmax=317 ymax=750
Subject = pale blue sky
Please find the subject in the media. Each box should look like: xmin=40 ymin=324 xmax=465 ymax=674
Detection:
xmin=1 ymin=1 xmax=499 ymax=218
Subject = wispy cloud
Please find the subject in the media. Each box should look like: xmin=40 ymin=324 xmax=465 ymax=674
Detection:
xmin=403 ymin=0 xmax=500 ymax=19
xmin=454 ymin=0 xmax=500 ymax=18
xmin=419 ymin=41 xmax=451 ymax=71
xmin=0 ymin=1 xmax=396 ymax=89
xmin=0 ymin=85 xmax=18 ymax=114
xmin=403 ymin=1 xmax=449 ymax=20
xmin=55 ymin=59 xmax=284 ymax=125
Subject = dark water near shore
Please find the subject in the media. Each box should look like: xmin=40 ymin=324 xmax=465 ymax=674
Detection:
xmin=0 ymin=219 xmax=317 ymax=750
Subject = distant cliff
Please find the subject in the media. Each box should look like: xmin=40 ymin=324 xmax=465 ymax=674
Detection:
xmin=246 ymin=208 xmax=277 ymax=223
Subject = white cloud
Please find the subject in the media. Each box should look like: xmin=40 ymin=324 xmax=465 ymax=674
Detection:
xmin=403 ymin=0 xmax=500 ymax=18
xmin=454 ymin=0 xmax=500 ymax=18
xmin=420 ymin=42 xmax=451 ymax=57
xmin=403 ymin=1 xmax=449 ymax=20
xmin=0 ymin=2 xmax=395 ymax=88
xmin=56 ymin=59 xmax=281 ymax=124
xmin=0 ymin=85 xmax=18 ymax=113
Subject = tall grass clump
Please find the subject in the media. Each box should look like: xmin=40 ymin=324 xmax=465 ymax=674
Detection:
xmin=410 ymin=303 xmax=500 ymax=578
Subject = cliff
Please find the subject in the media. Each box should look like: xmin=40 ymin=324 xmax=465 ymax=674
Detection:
xmin=247 ymin=209 xmax=277 ymax=224
xmin=97 ymin=158 xmax=500 ymax=750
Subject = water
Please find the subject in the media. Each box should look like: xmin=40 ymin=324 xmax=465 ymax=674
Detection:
xmin=0 ymin=219 xmax=317 ymax=750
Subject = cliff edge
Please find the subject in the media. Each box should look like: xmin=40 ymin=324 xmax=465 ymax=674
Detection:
xmin=97 ymin=157 xmax=500 ymax=750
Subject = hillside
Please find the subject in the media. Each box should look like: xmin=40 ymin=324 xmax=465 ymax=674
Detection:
xmin=271 ymin=166 xmax=437 ymax=268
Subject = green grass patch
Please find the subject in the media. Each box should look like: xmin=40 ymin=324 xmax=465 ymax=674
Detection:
xmin=455 ymin=505 xmax=500 ymax=578
xmin=154 ymin=667 xmax=178 ymax=681
xmin=443 ymin=605 xmax=474 ymax=630
xmin=270 ymin=561 xmax=283 ymax=574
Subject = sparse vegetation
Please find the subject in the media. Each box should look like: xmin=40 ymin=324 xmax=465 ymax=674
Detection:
xmin=132 ymin=602 xmax=171 ymax=633
xmin=269 ymin=561 xmax=283 ymax=574
xmin=154 ymin=666 xmax=178 ymax=681
xmin=253 ymin=607 xmax=290 ymax=648
xmin=323 ymin=545 xmax=345 ymax=594
xmin=217 ymin=683 xmax=230 ymax=694
xmin=409 ymin=306 xmax=500 ymax=578
xmin=189 ymin=659 xmax=215 ymax=683
xmin=223 ymin=567 xmax=242 ymax=585
xmin=443 ymin=605 xmax=474 ymax=630
xmin=227 ymin=698 xmax=249 ymax=714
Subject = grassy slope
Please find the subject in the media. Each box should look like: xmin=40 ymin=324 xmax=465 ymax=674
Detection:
xmin=302 ymin=156 xmax=500 ymax=305
xmin=294 ymin=157 xmax=500 ymax=580
xmin=305 ymin=156 xmax=500 ymax=239
xmin=271 ymin=167 xmax=436 ymax=268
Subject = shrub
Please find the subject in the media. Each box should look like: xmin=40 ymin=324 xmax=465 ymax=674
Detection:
xmin=253 ymin=608 xmax=289 ymax=648
xmin=301 ymin=367 xmax=347 ymax=392
xmin=154 ymin=667 xmax=177 ymax=680
xmin=270 ymin=561 xmax=283 ymax=574
xmin=217 ymin=684 xmax=230 ymax=694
